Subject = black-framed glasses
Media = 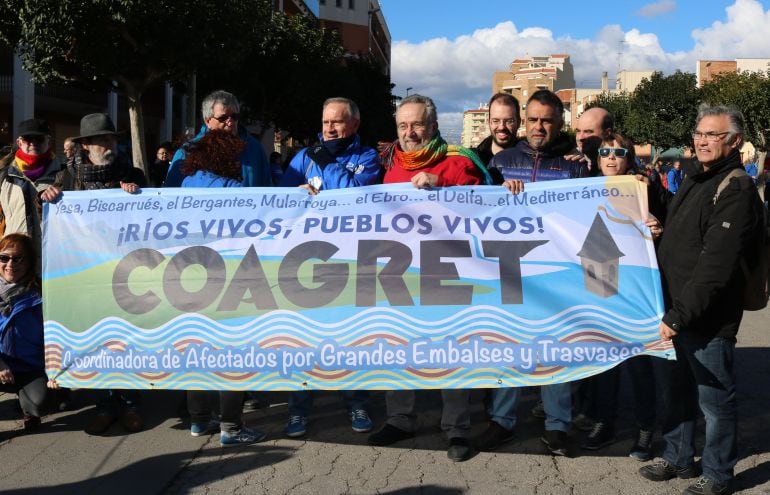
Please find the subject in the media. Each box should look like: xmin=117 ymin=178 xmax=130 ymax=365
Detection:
xmin=211 ymin=113 xmax=240 ymax=123
xmin=0 ymin=254 xmax=25 ymax=263
xmin=598 ymin=147 xmax=629 ymax=158
xmin=489 ymin=118 xmax=518 ymax=127
xmin=691 ymin=131 xmax=729 ymax=142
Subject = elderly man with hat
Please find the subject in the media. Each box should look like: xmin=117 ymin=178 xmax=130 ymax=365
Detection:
xmin=43 ymin=113 xmax=146 ymax=435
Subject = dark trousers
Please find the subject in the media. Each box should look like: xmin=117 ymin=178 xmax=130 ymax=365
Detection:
xmin=0 ymin=371 xmax=48 ymax=417
xmin=187 ymin=390 xmax=244 ymax=434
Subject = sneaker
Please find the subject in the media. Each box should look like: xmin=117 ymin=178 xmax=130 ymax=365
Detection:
xmin=447 ymin=437 xmax=472 ymax=462
xmin=572 ymin=413 xmax=594 ymax=432
xmin=350 ymin=409 xmax=373 ymax=433
xmin=190 ymin=420 xmax=220 ymax=437
xmin=639 ymin=459 xmax=698 ymax=482
xmin=284 ymin=415 xmax=307 ymax=438
xmin=367 ymin=423 xmax=415 ymax=446
xmin=220 ymin=426 xmax=267 ymax=447
xmin=683 ymin=476 xmax=732 ymax=495
xmin=580 ymin=421 xmax=615 ymax=450
xmin=541 ymin=430 xmax=570 ymax=457
xmin=242 ymin=393 xmax=263 ymax=412
xmin=23 ymin=415 xmax=41 ymax=432
xmin=85 ymin=413 xmax=116 ymax=435
xmin=474 ymin=421 xmax=514 ymax=452
xmin=119 ymin=408 xmax=144 ymax=433
xmin=530 ymin=400 xmax=546 ymax=419
xmin=629 ymin=429 xmax=654 ymax=461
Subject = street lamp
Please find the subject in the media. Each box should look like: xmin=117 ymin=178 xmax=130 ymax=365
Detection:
xmin=406 ymin=87 xmax=413 ymax=96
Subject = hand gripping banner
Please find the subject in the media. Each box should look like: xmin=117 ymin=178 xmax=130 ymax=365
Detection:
xmin=43 ymin=176 xmax=673 ymax=390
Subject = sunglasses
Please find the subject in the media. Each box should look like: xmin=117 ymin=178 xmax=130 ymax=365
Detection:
xmin=598 ymin=147 xmax=629 ymax=158
xmin=211 ymin=113 xmax=239 ymax=123
xmin=0 ymin=254 xmax=25 ymax=263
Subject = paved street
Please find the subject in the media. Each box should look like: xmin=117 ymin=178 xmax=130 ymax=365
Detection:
xmin=1 ymin=307 xmax=768 ymax=495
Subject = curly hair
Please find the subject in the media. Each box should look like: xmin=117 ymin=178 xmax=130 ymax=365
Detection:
xmin=181 ymin=130 xmax=245 ymax=180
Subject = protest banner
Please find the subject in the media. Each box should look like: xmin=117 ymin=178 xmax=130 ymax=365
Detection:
xmin=43 ymin=176 xmax=672 ymax=390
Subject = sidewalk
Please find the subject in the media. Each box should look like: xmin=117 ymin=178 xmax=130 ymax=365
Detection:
xmin=1 ymin=307 xmax=768 ymax=494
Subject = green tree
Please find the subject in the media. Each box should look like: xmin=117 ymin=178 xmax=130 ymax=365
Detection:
xmin=624 ymin=71 xmax=700 ymax=152
xmin=0 ymin=0 xmax=269 ymax=172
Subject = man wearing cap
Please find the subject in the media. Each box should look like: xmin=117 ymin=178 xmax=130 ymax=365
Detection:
xmin=43 ymin=112 xmax=145 ymax=434
xmin=0 ymin=121 xmax=43 ymax=239
xmin=164 ymin=89 xmax=271 ymax=188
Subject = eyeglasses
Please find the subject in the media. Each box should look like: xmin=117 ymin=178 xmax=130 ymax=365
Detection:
xmin=211 ymin=113 xmax=239 ymax=123
xmin=691 ymin=131 xmax=729 ymax=142
xmin=0 ymin=254 xmax=25 ymax=263
xmin=598 ymin=147 xmax=629 ymax=158
xmin=489 ymin=118 xmax=518 ymax=127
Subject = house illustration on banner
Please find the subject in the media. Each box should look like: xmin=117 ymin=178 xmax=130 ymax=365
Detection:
xmin=576 ymin=213 xmax=625 ymax=297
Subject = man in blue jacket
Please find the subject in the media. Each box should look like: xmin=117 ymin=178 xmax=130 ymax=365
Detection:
xmin=279 ymin=97 xmax=380 ymax=438
xmin=164 ymin=90 xmax=271 ymax=188
xmin=476 ymin=90 xmax=587 ymax=457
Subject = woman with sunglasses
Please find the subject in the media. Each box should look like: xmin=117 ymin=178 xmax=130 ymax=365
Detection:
xmin=580 ymin=132 xmax=670 ymax=462
xmin=0 ymin=233 xmax=50 ymax=432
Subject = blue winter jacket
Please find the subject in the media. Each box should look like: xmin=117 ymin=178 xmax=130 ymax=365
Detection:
xmin=0 ymin=291 xmax=44 ymax=374
xmin=182 ymin=170 xmax=242 ymax=188
xmin=488 ymin=135 xmax=587 ymax=183
xmin=164 ymin=125 xmax=271 ymax=188
xmin=279 ymin=134 xmax=380 ymax=191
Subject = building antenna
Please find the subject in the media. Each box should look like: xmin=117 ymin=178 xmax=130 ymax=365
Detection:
xmin=617 ymin=40 xmax=627 ymax=75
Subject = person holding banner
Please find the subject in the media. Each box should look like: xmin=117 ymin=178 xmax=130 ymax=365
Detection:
xmin=370 ymin=94 xmax=487 ymax=462
xmin=42 ymin=113 xmax=146 ymax=435
xmin=179 ymin=129 xmax=268 ymax=446
xmin=476 ymin=89 xmax=587 ymax=457
xmin=640 ymin=104 xmax=765 ymax=495
xmin=279 ymin=97 xmax=379 ymax=438
xmin=0 ymin=234 xmax=49 ymax=432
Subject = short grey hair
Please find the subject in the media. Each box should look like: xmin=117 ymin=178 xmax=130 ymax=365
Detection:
xmin=201 ymin=90 xmax=240 ymax=121
xmin=324 ymin=97 xmax=360 ymax=120
xmin=397 ymin=94 xmax=438 ymax=124
xmin=696 ymin=103 xmax=744 ymax=144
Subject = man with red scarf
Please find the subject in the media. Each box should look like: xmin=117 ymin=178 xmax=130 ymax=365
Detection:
xmin=369 ymin=94 xmax=490 ymax=462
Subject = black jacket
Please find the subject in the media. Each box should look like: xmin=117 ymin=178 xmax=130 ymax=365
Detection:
xmin=658 ymin=149 xmax=764 ymax=339
xmin=487 ymin=133 xmax=586 ymax=184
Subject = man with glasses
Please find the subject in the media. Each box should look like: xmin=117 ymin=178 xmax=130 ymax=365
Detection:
xmin=164 ymin=90 xmax=271 ymax=188
xmin=472 ymin=93 xmax=521 ymax=171
xmin=478 ymin=90 xmax=587 ymax=457
xmin=639 ymin=104 xmax=765 ymax=495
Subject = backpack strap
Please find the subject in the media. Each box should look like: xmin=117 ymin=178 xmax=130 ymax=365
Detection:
xmin=713 ymin=168 xmax=748 ymax=205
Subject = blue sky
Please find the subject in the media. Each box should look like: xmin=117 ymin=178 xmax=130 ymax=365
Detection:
xmin=378 ymin=0 xmax=770 ymax=140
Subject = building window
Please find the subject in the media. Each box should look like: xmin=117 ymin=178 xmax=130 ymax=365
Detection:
xmin=349 ymin=0 xmax=355 ymax=8
xmin=320 ymin=0 xmax=325 ymax=4
xmin=336 ymin=0 xmax=342 ymax=7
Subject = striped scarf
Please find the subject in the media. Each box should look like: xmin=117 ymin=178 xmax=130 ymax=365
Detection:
xmin=382 ymin=133 xmax=492 ymax=185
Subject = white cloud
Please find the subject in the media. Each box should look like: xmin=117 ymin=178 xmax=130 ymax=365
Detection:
xmin=636 ymin=0 xmax=677 ymax=18
xmin=390 ymin=0 xmax=770 ymax=144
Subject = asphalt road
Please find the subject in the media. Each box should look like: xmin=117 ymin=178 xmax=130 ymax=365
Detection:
xmin=1 ymin=307 xmax=768 ymax=494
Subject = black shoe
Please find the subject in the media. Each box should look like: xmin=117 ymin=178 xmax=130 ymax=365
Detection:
xmin=541 ymin=430 xmax=570 ymax=457
xmin=580 ymin=421 xmax=615 ymax=450
xmin=367 ymin=424 xmax=415 ymax=446
xmin=629 ymin=429 xmax=654 ymax=461
xmin=683 ymin=476 xmax=732 ymax=495
xmin=474 ymin=421 xmax=514 ymax=452
xmin=572 ymin=413 xmax=594 ymax=432
xmin=447 ymin=437 xmax=472 ymax=462
xmin=639 ymin=459 xmax=698 ymax=482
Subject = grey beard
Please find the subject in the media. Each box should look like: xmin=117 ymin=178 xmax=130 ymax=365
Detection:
xmin=88 ymin=149 xmax=115 ymax=166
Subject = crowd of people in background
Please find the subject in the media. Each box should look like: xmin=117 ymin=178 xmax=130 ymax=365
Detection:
xmin=0 ymin=87 xmax=767 ymax=495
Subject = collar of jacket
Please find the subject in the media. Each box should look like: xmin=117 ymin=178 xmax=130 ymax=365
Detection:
xmin=516 ymin=132 xmax=576 ymax=158
xmin=687 ymin=149 xmax=742 ymax=182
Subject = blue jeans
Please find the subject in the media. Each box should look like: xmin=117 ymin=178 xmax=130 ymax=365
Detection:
xmin=288 ymin=390 xmax=369 ymax=418
xmin=488 ymin=383 xmax=571 ymax=432
xmin=662 ymin=334 xmax=737 ymax=485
